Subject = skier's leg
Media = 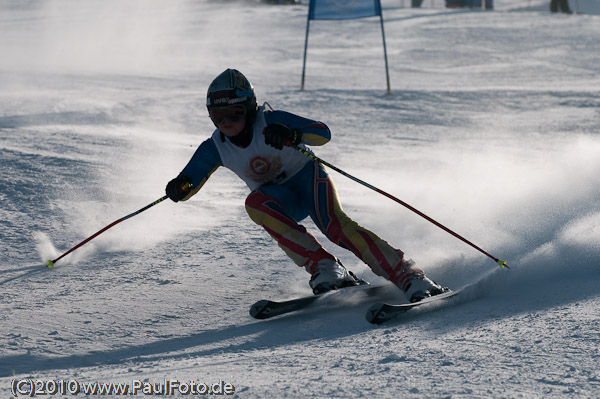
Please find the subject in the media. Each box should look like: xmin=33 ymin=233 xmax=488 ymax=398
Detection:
xmin=245 ymin=181 xmax=360 ymax=293
xmin=245 ymin=187 xmax=329 ymax=267
xmin=309 ymin=163 xmax=445 ymax=301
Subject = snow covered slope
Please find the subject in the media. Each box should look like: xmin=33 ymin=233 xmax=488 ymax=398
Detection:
xmin=1 ymin=0 xmax=599 ymax=397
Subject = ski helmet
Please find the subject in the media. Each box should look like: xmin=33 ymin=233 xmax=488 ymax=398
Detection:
xmin=206 ymin=69 xmax=257 ymax=115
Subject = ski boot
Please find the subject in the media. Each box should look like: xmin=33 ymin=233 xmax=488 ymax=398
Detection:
xmin=309 ymin=258 xmax=364 ymax=295
xmin=404 ymin=275 xmax=449 ymax=303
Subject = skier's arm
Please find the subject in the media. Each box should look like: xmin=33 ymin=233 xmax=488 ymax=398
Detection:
xmin=264 ymin=110 xmax=331 ymax=146
xmin=167 ymin=139 xmax=222 ymax=202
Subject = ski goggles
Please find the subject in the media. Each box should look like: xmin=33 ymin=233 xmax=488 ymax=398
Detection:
xmin=209 ymin=105 xmax=247 ymax=125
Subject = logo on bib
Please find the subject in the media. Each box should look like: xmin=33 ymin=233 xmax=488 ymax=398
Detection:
xmin=246 ymin=156 xmax=283 ymax=183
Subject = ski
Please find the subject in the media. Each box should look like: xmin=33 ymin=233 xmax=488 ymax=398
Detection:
xmin=366 ymin=289 xmax=461 ymax=325
xmin=250 ymin=284 xmax=386 ymax=320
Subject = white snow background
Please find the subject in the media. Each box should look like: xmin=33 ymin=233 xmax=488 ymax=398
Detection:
xmin=1 ymin=0 xmax=599 ymax=397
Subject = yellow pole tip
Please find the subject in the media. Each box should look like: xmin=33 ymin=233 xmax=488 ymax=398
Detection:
xmin=497 ymin=259 xmax=509 ymax=269
xmin=46 ymin=260 xmax=55 ymax=269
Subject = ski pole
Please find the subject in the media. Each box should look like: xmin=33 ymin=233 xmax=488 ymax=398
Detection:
xmin=295 ymin=146 xmax=509 ymax=269
xmin=46 ymin=195 xmax=169 ymax=268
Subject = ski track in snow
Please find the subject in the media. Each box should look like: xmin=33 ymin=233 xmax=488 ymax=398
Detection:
xmin=1 ymin=0 xmax=599 ymax=397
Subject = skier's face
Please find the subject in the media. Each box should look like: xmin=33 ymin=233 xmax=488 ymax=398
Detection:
xmin=218 ymin=117 xmax=246 ymax=137
xmin=209 ymin=105 xmax=247 ymax=137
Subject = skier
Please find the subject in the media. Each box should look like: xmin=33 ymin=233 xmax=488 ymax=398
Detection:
xmin=166 ymin=68 xmax=446 ymax=302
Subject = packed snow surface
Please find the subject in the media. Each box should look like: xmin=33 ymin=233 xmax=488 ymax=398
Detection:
xmin=1 ymin=0 xmax=599 ymax=397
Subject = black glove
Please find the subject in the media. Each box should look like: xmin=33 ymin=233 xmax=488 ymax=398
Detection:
xmin=263 ymin=123 xmax=302 ymax=150
xmin=166 ymin=173 xmax=192 ymax=202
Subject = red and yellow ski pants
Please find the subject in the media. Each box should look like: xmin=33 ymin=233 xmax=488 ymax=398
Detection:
xmin=245 ymin=161 xmax=423 ymax=290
